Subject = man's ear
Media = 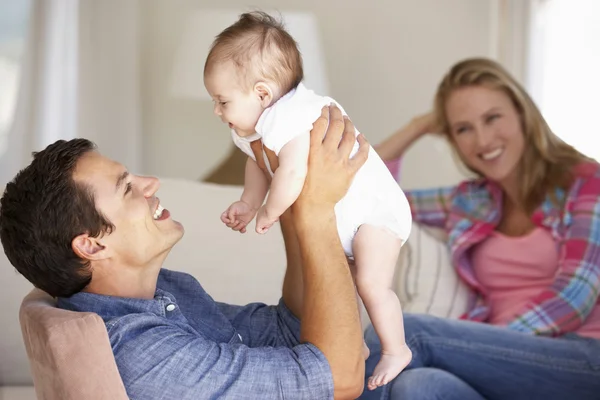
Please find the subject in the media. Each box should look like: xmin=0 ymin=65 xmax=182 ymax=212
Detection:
xmin=72 ymin=234 xmax=109 ymax=261
xmin=254 ymin=82 xmax=274 ymax=108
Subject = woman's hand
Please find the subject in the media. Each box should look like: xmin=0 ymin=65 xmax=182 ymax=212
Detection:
xmin=408 ymin=111 xmax=438 ymax=137
xmin=376 ymin=111 xmax=440 ymax=161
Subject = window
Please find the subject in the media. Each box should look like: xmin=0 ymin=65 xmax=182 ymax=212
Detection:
xmin=0 ymin=0 xmax=31 ymax=157
xmin=527 ymin=0 xmax=600 ymax=160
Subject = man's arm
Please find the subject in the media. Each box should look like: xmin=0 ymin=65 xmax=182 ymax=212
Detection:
xmin=280 ymin=209 xmax=304 ymax=319
xmin=220 ymin=106 xmax=368 ymax=398
xmin=111 ymin=319 xmax=333 ymax=399
xmin=292 ymin=106 xmax=369 ymax=399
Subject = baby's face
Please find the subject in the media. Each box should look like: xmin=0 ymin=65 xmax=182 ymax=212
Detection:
xmin=204 ymin=63 xmax=263 ymax=137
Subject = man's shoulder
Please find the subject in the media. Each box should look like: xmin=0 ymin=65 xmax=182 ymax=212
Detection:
xmin=157 ymin=268 xmax=206 ymax=295
xmin=158 ymin=268 xmax=195 ymax=281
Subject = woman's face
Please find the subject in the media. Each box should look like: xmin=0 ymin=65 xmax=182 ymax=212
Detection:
xmin=445 ymin=85 xmax=525 ymax=186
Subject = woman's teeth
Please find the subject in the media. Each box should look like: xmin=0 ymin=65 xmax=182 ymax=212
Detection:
xmin=153 ymin=204 xmax=164 ymax=220
xmin=481 ymin=148 xmax=503 ymax=161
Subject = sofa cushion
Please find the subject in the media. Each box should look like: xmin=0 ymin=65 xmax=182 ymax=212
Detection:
xmin=395 ymin=223 xmax=470 ymax=318
xmin=0 ymin=387 xmax=37 ymax=400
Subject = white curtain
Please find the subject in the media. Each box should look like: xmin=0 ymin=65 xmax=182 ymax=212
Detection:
xmin=2 ymin=0 xmax=78 ymax=186
xmin=489 ymin=0 xmax=532 ymax=85
xmin=1 ymin=0 xmax=142 ymax=187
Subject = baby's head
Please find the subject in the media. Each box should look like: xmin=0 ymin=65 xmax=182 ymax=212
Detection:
xmin=203 ymin=11 xmax=304 ymax=136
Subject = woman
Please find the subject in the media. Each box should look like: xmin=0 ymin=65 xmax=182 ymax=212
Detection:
xmin=362 ymin=58 xmax=600 ymax=400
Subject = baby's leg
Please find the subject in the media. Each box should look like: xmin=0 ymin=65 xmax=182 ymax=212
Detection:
xmin=353 ymin=224 xmax=411 ymax=390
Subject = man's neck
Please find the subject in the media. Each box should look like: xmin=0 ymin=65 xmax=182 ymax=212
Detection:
xmin=84 ymin=261 xmax=162 ymax=300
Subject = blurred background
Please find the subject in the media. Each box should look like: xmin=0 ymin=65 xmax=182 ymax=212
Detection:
xmin=0 ymin=0 xmax=598 ymax=189
xmin=1 ymin=0 xmax=599 ymax=393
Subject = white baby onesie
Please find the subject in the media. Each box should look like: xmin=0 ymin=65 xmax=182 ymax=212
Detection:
xmin=232 ymin=83 xmax=412 ymax=256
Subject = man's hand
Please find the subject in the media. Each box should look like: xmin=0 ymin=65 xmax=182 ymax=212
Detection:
xmin=255 ymin=205 xmax=278 ymax=234
xmin=294 ymin=104 xmax=369 ymax=212
xmin=221 ymin=201 xmax=257 ymax=234
xmin=292 ymin=104 xmax=370 ymax=399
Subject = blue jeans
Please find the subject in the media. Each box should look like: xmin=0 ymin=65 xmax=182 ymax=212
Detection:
xmin=360 ymin=314 xmax=600 ymax=400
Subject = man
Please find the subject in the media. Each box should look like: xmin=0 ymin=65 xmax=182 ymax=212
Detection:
xmin=0 ymin=106 xmax=368 ymax=399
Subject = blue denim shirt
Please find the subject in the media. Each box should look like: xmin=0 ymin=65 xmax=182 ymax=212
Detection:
xmin=58 ymin=269 xmax=334 ymax=399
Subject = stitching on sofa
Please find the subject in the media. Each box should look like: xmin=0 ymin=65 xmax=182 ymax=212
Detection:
xmin=425 ymin=238 xmax=443 ymax=315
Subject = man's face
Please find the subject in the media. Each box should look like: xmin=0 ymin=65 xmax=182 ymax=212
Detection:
xmin=73 ymin=151 xmax=184 ymax=268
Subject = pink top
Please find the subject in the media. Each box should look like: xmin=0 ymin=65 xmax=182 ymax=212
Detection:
xmin=471 ymin=227 xmax=600 ymax=339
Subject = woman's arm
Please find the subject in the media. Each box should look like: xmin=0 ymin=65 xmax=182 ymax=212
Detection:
xmin=507 ymin=173 xmax=600 ymax=336
xmin=406 ymin=186 xmax=457 ymax=228
xmin=376 ymin=112 xmax=456 ymax=227
xmin=375 ymin=112 xmax=437 ymax=161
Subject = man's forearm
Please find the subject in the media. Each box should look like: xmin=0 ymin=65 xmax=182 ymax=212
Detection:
xmin=293 ymin=203 xmax=364 ymax=397
xmin=280 ymin=210 xmax=303 ymax=319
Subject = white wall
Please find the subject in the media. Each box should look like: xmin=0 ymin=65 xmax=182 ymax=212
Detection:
xmin=78 ymin=0 xmax=143 ymax=173
xmin=141 ymin=0 xmax=498 ymax=189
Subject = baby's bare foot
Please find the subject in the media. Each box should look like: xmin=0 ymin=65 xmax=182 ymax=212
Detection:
xmin=367 ymin=346 xmax=412 ymax=391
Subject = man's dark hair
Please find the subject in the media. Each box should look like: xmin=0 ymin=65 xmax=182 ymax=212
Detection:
xmin=0 ymin=139 xmax=114 ymax=297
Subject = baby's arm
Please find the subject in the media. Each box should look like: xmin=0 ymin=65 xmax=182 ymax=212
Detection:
xmin=222 ymin=158 xmax=269 ymax=233
xmin=241 ymin=157 xmax=269 ymax=209
xmin=263 ymin=132 xmax=310 ymax=220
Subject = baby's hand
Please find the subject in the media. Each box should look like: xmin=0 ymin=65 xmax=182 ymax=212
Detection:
xmin=221 ymin=201 xmax=257 ymax=233
xmin=256 ymin=206 xmax=278 ymax=234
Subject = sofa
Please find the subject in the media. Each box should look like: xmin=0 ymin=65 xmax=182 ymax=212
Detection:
xmin=0 ymin=178 xmax=469 ymax=399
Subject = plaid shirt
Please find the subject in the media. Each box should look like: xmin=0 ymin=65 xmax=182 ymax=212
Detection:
xmin=392 ymin=160 xmax=600 ymax=337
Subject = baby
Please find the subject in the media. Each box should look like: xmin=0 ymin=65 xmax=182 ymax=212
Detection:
xmin=204 ymin=11 xmax=412 ymax=389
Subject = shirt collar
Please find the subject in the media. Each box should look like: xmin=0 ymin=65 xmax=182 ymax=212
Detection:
xmin=58 ymin=283 xmax=178 ymax=321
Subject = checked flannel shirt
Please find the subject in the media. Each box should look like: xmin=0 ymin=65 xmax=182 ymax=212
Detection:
xmin=388 ymin=160 xmax=600 ymax=336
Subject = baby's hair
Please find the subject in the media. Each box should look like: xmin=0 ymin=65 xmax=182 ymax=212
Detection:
xmin=204 ymin=11 xmax=304 ymax=97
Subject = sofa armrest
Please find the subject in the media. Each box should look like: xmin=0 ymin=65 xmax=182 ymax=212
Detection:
xmin=19 ymin=289 xmax=128 ymax=400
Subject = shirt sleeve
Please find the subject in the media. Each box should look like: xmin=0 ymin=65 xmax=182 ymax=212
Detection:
xmin=405 ymin=186 xmax=456 ymax=228
xmin=216 ymin=299 xmax=302 ymax=348
xmin=382 ymin=157 xmax=402 ymax=182
xmin=108 ymin=313 xmax=333 ymax=400
xmin=507 ymin=174 xmax=600 ymax=336
xmin=257 ymin=91 xmax=327 ymax=156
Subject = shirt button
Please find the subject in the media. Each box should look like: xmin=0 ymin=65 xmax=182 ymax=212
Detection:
xmin=165 ymin=304 xmax=176 ymax=312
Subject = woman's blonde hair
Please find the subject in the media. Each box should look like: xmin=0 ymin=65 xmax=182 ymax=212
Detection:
xmin=434 ymin=57 xmax=588 ymax=213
